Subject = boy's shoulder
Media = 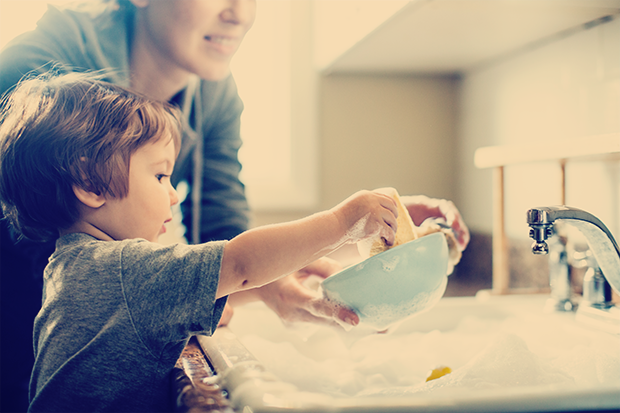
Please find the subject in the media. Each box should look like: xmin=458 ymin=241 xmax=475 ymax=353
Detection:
xmin=52 ymin=232 xmax=163 ymax=260
xmin=52 ymin=233 xmax=226 ymax=271
xmin=54 ymin=232 xmax=144 ymax=253
xmin=51 ymin=233 xmax=154 ymax=268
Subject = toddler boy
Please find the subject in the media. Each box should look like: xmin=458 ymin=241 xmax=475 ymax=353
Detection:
xmin=0 ymin=73 xmax=398 ymax=412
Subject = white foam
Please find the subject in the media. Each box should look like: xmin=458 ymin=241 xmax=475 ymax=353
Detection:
xmin=227 ymin=300 xmax=620 ymax=400
xmin=377 ymin=255 xmax=400 ymax=272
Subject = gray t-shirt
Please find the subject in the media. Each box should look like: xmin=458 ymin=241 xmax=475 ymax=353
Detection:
xmin=29 ymin=233 xmax=227 ymax=412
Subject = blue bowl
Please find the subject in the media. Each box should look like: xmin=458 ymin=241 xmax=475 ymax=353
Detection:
xmin=321 ymin=232 xmax=449 ymax=330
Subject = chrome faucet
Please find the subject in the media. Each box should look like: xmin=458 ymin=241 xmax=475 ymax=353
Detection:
xmin=527 ymin=206 xmax=620 ymax=333
xmin=527 ymin=206 xmax=620 ymax=295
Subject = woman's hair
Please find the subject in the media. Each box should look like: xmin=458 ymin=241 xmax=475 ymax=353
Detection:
xmin=0 ymin=71 xmax=182 ymax=241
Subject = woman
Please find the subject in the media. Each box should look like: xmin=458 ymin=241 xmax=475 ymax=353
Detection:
xmin=0 ymin=1 xmax=469 ymax=410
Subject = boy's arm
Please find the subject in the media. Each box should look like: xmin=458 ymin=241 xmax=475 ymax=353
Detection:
xmin=216 ymin=190 xmax=398 ymax=299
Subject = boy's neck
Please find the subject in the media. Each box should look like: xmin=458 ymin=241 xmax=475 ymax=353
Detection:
xmin=60 ymin=222 xmax=114 ymax=242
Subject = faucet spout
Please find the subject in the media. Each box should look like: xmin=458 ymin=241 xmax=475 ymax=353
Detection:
xmin=526 ymin=206 xmax=620 ymax=296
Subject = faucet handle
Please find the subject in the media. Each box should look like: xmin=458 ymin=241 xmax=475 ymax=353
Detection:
xmin=582 ymin=258 xmax=614 ymax=309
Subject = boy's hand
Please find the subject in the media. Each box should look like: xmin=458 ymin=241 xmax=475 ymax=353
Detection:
xmin=332 ymin=189 xmax=399 ymax=247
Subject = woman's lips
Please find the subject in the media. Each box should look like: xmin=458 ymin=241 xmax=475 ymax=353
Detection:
xmin=204 ymin=35 xmax=239 ymax=54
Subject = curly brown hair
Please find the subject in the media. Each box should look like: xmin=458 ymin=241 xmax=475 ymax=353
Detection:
xmin=0 ymin=71 xmax=182 ymax=241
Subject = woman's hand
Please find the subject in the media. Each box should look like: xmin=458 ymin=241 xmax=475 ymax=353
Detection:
xmin=226 ymin=257 xmax=359 ymax=328
xmin=217 ymin=303 xmax=234 ymax=327
xmin=401 ymin=195 xmax=470 ymax=252
xmin=256 ymin=257 xmax=359 ymax=327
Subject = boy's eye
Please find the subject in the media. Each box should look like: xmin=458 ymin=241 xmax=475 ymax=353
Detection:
xmin=156 ymin=174 xmax=169 ymax=182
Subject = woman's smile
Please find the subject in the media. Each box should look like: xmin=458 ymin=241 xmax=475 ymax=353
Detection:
xmin=204 ymin=34 xmax=241 ymax=55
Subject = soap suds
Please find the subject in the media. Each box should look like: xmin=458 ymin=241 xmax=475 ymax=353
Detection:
xmin=377 ymin=256 xmax=400 ymax=272
xmin=346 ymin=213 xmax=372 ymax=244
xmin=227 ymin=301 xmax=620 ymax=401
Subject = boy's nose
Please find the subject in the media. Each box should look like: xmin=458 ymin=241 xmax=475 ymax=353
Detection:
xmin=169 ymin=185 xmax=179 ymax=206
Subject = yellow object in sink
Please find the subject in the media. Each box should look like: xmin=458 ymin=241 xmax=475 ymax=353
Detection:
xmin=426 ymin=366 xmax=452 ymax=382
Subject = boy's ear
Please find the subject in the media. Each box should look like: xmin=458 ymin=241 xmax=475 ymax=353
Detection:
xmin=73 ymin=186 xmax=106 ymax=209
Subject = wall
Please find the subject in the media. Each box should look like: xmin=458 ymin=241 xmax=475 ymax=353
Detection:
xmin=318 ymin=74 xmax=459 ymax=209
xmin=252 ymin=74 xmax=459 ymax=227
xmin=457 ymin=16 xmax=620 ymax=241
xmin=250 ymin=9 xmax=619 ymax=294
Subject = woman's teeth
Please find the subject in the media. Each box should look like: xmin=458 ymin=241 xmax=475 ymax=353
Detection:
xmin=205 ymin=36 xmax=234 ymax=45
